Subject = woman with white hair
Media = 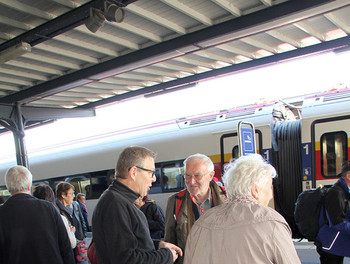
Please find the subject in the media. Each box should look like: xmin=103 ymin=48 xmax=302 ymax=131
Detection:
xmin=184 ymin=154 xmax=300 ymax=264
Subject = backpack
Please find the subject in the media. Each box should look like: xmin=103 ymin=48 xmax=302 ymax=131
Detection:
xmin=294 ymin=186 xmax=328 ymax=241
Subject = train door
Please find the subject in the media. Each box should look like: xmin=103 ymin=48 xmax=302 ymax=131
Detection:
xmin=219 ymin=129 xmax=263 ymax=178
xmin=311 ymin=116 xmax=350 ymax=188
xmin=271 ymin=119 xmax=302 ymax=235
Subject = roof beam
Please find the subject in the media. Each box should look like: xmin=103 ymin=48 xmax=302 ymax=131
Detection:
xmin=161 ymin=0 xmax=213 ymax=26
xmin=0 ymin=0 xmax=55 ymax=20
xmin=266 ymin=29 xmax=301 ymax=48
xmin=50 ymin=0 xmax=80 ymax=9
xmin=211 ymin=0 xmax=242 ymax=17
xmin=259 ymin=0 xmax=273 ymax=7
xmin=0 ymin=67 xmax=49 ymax=81
xmin=0 ymin=104 xmax=95 ymax=121
xmin=325 ymin=13 xmax=350 ymax=34
xmin=127 ymin=4 xmax=187 ymax=34
xmin=34 ymin=44 xmax=99 ymax=64
xmin=5 ymin=61 xmax=64 ymax=75
xmin=294 ymin=21 xmax=326 ymax=41
xmin=0 ymin=15 xmax=32 ymax=31
xmin=75 ymin=27 xmax=139 ymax=50
xmin=107 ymin=22 xmax=162 ymax=43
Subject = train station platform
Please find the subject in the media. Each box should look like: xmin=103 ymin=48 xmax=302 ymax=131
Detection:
xmin=294 ymin=239 xmax=350 ymax=264
xmin=84 ymin=235 xmax=350 ymax=264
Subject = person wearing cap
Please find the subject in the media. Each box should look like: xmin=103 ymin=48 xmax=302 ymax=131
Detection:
xmin=316 ymin=160 xmax=350 ymax=263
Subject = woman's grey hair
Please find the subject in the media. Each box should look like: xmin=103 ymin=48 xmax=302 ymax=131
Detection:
xmin=184 ymin=153 xmax=214 ymax=172
xmin=223 ymin=154 xmax=276 ymax=198
xmin=5 ymin=165 xmax=33 ymax=194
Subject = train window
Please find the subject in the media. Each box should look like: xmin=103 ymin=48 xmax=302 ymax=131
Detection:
xmin=66 ymin=176 xmax=90 ymax=197
xmin=33 ymin=180 xmax=50 ymax=186
xmin=232 ymin=145 xmax=239 ymax=160
xmin=149 ymin=160 xmax=184 ymax=194
xmin=0 ymin=186 xmax=10 ymax=201
xmin=149 ymin=168 xmax=162 ymax=194
xmin=161 ymin=162 xmax=184 ymax=192
xmin=321 ymin=131 xmax=348 ymax=177
xmin=88 ymin=175 xmax=109 ymax=199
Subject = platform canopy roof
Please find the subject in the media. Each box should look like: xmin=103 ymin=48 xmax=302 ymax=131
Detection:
xmin=0 ymin=0 xmax=350 ymax=132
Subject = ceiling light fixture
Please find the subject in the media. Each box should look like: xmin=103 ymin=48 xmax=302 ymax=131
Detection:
xmin=85 ymin=8 xmax=106 ymax=33
xmin=85 ymin=2 xmax=126 ymax=33
xmin=0 ymin=42 xmax=31 ymax=64
xmin=104 ymin=3 xmax=125 ymax=23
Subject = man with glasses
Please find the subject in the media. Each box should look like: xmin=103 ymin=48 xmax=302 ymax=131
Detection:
xmin=92 ymin=146 xmax=182 ymax=264
xmin=164 ymin=153 xmax=227 ymax=263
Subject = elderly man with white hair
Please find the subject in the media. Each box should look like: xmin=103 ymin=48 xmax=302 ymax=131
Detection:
xmin=165 ymin=153 xmax=226 ymax=263
xmin=184 ymin=154 xmax=300 ymax=264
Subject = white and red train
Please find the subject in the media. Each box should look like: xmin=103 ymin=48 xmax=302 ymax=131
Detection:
xmin=1 ymin=88 xmax=349 ymax=236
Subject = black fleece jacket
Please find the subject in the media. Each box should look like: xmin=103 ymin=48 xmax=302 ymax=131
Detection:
xmin=92 ymin=180 xmax=172 ymax=264
xmin=0 ymin=193 xmax=74 ymax=264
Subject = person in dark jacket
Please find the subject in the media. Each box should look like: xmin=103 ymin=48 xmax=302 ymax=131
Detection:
xmin=316 ymin=160 xmax=350 ymax=263
xmin=92 ymin=146 xmax=182 ymax=264
xmin=0 ymin=165 xmax=74 ymax=264
xmin=76 ymin=193 xmax=90 ymax=232
xmin=56 ymin=182 xmax=88 ymax=263
xmin=140 ymin=194 xmax=165 ymax=239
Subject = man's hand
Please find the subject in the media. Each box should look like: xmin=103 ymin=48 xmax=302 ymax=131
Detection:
xmin=159 ymin=241 xmax=183 ymax=262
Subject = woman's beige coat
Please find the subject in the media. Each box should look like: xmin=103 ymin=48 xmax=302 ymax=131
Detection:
xmin=184 ymin=197 xmax=301 ymax=264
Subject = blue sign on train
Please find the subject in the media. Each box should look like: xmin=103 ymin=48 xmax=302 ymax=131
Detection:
xmin=238 ymin=121 xmax=256 ymax=156
xmin=241 ymin=127 xmax=255 ymax=155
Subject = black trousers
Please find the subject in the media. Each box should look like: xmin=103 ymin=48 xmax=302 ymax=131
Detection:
xmin=317 ymin=247 xmax=344 ymax=264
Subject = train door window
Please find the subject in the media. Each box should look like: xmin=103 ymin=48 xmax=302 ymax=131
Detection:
xmin=89 ymin=175 xmax=109 ymax=199
xmin=66 ymin=176 xmax=90 ymax=197
xmin=33 ymin=180 xmax=50 ymax=186
xmin=149 ymin=168 xmax=162 ymax=194
xmin=0 ymin=186 xmax=10 ymax=202
xmin=232 ymin=145 xmax=239 ymax=160
xmin=321 ymin=131 xmax=348 ymax=177
xmin=161 ymin=162 xmax=184 ymax=192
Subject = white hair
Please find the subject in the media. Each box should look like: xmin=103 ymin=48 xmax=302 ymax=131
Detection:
xmin=184 ymin=153 xmax=214 ymax=172
xmin=223 ymin=154 xmax=276 ymax=198
xmin=5 ymin=165 xmax=32 ymax=194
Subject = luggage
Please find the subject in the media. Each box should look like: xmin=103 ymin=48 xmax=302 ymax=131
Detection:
xmin=294 ymin=186 xmax=327 ymax=241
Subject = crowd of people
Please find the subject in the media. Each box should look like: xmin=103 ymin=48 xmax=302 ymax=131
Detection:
xmin=2 ymin=145 xmax=350 ymax=264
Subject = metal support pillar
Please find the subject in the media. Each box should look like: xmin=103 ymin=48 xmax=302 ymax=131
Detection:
xmin=13 ymin=103 xmax=28 ymax=167
xmin=0 ymin=104 xmax=29 ymax=168
xmin=0 ymin=103 xmax=95 ymax=168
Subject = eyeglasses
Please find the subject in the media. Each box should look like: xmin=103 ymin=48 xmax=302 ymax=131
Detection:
xmin=184 ymin=171 xmax=211 ymax=180
xmin=135 ymin=166 xmax=156 ymax=177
